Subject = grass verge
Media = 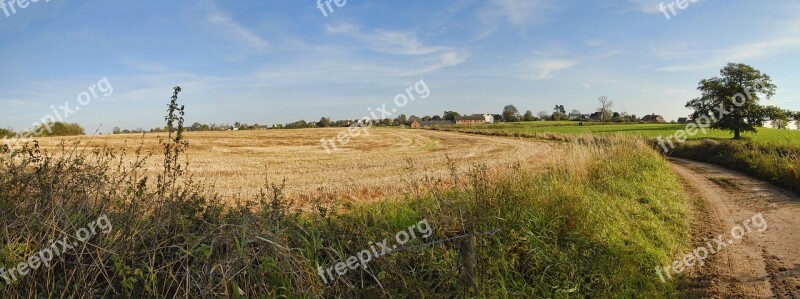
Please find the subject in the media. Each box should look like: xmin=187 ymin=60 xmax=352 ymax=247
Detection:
xmin=668 ymin=140 xmax=800 ymax=194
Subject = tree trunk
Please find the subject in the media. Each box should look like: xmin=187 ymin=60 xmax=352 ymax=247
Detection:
xmin=734 ymin=129 xmax=741 ymax=139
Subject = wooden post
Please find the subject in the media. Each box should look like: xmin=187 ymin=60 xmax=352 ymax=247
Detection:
xmin=460 ymin=231 xmax=477 ymax=293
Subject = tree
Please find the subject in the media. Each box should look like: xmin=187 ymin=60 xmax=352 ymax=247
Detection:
xmin=443 ymin=111 xmax=461 ymax=121
xmin=551 ymin=105 xmax=567 ymax=121
xmin=432 ymin=115 xmax=443 ymax=121
xmin=523 ymin=110 xmax=536 ymax=121
xmin=685 ymin=63 xmax=776 ymax=139
xmin=537 ymin=111 xmax=549 ymax=120
xmin=319 ymin=117 xmax=331 ymax=127
xmin=598 ymin=96 xmax=613 ymax=122
xmin=502 ymin=105 xmax=519 ymax=122
xmin=112 ymin=127 xmax=121 ymax=134
xmin=192 ymin=122 xmax=203 ymax=131
xmin=397 ymin=114 xmax=408 ymax=125
xmin=762 ymin=106 xmax=792 ymax=129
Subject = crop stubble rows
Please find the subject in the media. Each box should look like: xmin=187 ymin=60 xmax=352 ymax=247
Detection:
xmin=35 ymin=128 xmax=556 ymax=203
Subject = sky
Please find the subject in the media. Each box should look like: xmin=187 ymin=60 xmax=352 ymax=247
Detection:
xmin=1 ymin=0 xmax=799 ymax=132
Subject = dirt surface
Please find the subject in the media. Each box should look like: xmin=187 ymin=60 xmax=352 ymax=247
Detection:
xmin=669 ymin=158 xmax=800 ymax=298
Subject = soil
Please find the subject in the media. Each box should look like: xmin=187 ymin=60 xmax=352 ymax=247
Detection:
xmin=670 ymin=158 xmax=800 ymax=298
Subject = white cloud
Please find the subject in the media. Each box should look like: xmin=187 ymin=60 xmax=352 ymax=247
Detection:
xmin=207 ymin=9 xmax=269 ymax=52
xmin=530 ymin=59 xmax=579 ymax=80
xmin=482 ymin=0 xmax=555 ymax=26
xmin=657 ymin=37 xmax=800 ymax=72
xmin=628 ymin=0 xmax=663 ymax=14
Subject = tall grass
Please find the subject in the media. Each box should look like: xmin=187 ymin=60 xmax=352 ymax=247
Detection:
xmin=0 ymin=91 xmax=694 ymax=297
xmin=668 ymin=140 xmax=800 ymax=194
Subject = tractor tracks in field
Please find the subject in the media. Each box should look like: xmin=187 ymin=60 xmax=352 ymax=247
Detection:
xmin=669 ymin=158 xmax=800 ymax=298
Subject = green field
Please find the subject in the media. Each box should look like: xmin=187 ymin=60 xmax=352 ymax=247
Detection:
xmin=458 ymin=121 xmax=800 ymax=146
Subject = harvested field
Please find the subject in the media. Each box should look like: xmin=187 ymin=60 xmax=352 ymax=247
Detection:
xmin=34 ymin=128 xmax=556 ymax=203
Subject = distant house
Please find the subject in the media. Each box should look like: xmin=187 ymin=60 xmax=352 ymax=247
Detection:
xmin=253 ymin=125 xmax=270 ymax=130
xmin=454 ymin=115 xmax=486 ymax=125
xmin=482 ymin=114 xmax=495 ymax=124
xmin=642 ymin=114 xmax=667 ymax=123
xmin=677 ymin=117 xmax=689 ymax=124
xmin=410 ymin=120 xmax=455 ymax=128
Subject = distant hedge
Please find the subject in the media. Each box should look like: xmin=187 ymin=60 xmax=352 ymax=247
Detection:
xmin=35 ymin=122 xmax=85 ymax=136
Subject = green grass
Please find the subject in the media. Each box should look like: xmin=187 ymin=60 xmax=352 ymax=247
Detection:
xmin=0 ymin=135 xmax=695 ymax=297
xmin=457 ymin=121 xmax=800 ymax=146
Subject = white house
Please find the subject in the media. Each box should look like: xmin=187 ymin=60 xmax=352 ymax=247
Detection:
xmin=482 ymin=114 xmax=494 ymax=124
xmin=763 ymin=120 xmax=799 ymax=130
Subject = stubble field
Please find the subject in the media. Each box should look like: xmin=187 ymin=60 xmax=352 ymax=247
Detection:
xmin=35 ymin=128 xmax=556 ymax=203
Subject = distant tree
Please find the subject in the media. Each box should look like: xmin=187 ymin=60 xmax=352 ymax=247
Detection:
xmin=422 ymin=116 xmax=432 ymax=121
xmin=571 ymin=109 xmax=581 ymax=115
xmin=598 ymin=96 xmax=614 ymax=122
xmin=36 ymin=122 xmax=84 ymax=136
xmin=502 ymin=105 xmax=519 ymax=122
xmin=685 ymin=63 xmax=776 ymax=139
xmin=537 ymin=111 xmax=549 ymax=120
xmin=432 ymin=115 xmax=443 ymax=121
xmin=612 ymin=112 xmax=621 ymax=122
xmin=523 ymin=110 xmax=535 ymax=121
xmin=443 ymin=111 xmax=461 ymax=121
xmin=549 ymin=105 xmax=566 ymax=120
xmin=192 ymin=122 xmax=203 ymax=131
xmin=554 ymin=105 xmax=566 ymax=115
xmin=492 ymin=114 xmax=504 ymax=122
xmin=762 ymin=106 xmax=792 ymax=129
xmin=319 ymin=117 xmax=331 ymax=127
xmin=397 ymin=114 xmax=408 ymax=125
xmin=112 ymin=127 xmax=121 ymax=134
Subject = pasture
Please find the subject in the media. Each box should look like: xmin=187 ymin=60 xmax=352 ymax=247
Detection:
xmin=456 ymin=121 xmax=800 ymax=146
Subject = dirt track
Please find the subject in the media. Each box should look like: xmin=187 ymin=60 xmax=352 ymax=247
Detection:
xmin=670 ymin=158 xmax=800 ymax=298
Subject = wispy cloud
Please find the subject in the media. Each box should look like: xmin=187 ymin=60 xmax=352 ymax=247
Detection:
xmin=656 ymin=37 xmax=800 ymax=72
xmin=481 ymin=0 xmax=556 ymax=26
xmin=207 ymin=9 xmax=269 ymax=52
xmin=529 ymin=59 xmax=579 ymax=80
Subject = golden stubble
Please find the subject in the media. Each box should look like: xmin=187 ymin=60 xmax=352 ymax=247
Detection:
xmin=34 ymin=128 xmax=559 ymax=204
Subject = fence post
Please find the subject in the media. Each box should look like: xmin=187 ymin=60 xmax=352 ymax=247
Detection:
xmin=460 ymin=231 xmax=477 ymax=293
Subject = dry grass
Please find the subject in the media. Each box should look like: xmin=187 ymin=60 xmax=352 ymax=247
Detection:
xmin=33 ymin=128 xmax=557 ymax=203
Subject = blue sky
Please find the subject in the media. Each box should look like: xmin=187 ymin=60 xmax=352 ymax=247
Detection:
xmin=1 ymin=0 xmax=798 ymax=132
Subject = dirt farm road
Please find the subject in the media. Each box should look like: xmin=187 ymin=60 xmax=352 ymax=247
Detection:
xmin=669 ymin=158 xmax=800 ymax=298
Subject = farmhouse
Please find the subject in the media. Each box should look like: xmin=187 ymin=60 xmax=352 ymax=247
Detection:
xmin=677 ymin=117 xmax=688 ymax=124
xmin=482 ymin=114 xmax=495 ymax=124
xmin=454 ymin=115 xmax=486 ymax=125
